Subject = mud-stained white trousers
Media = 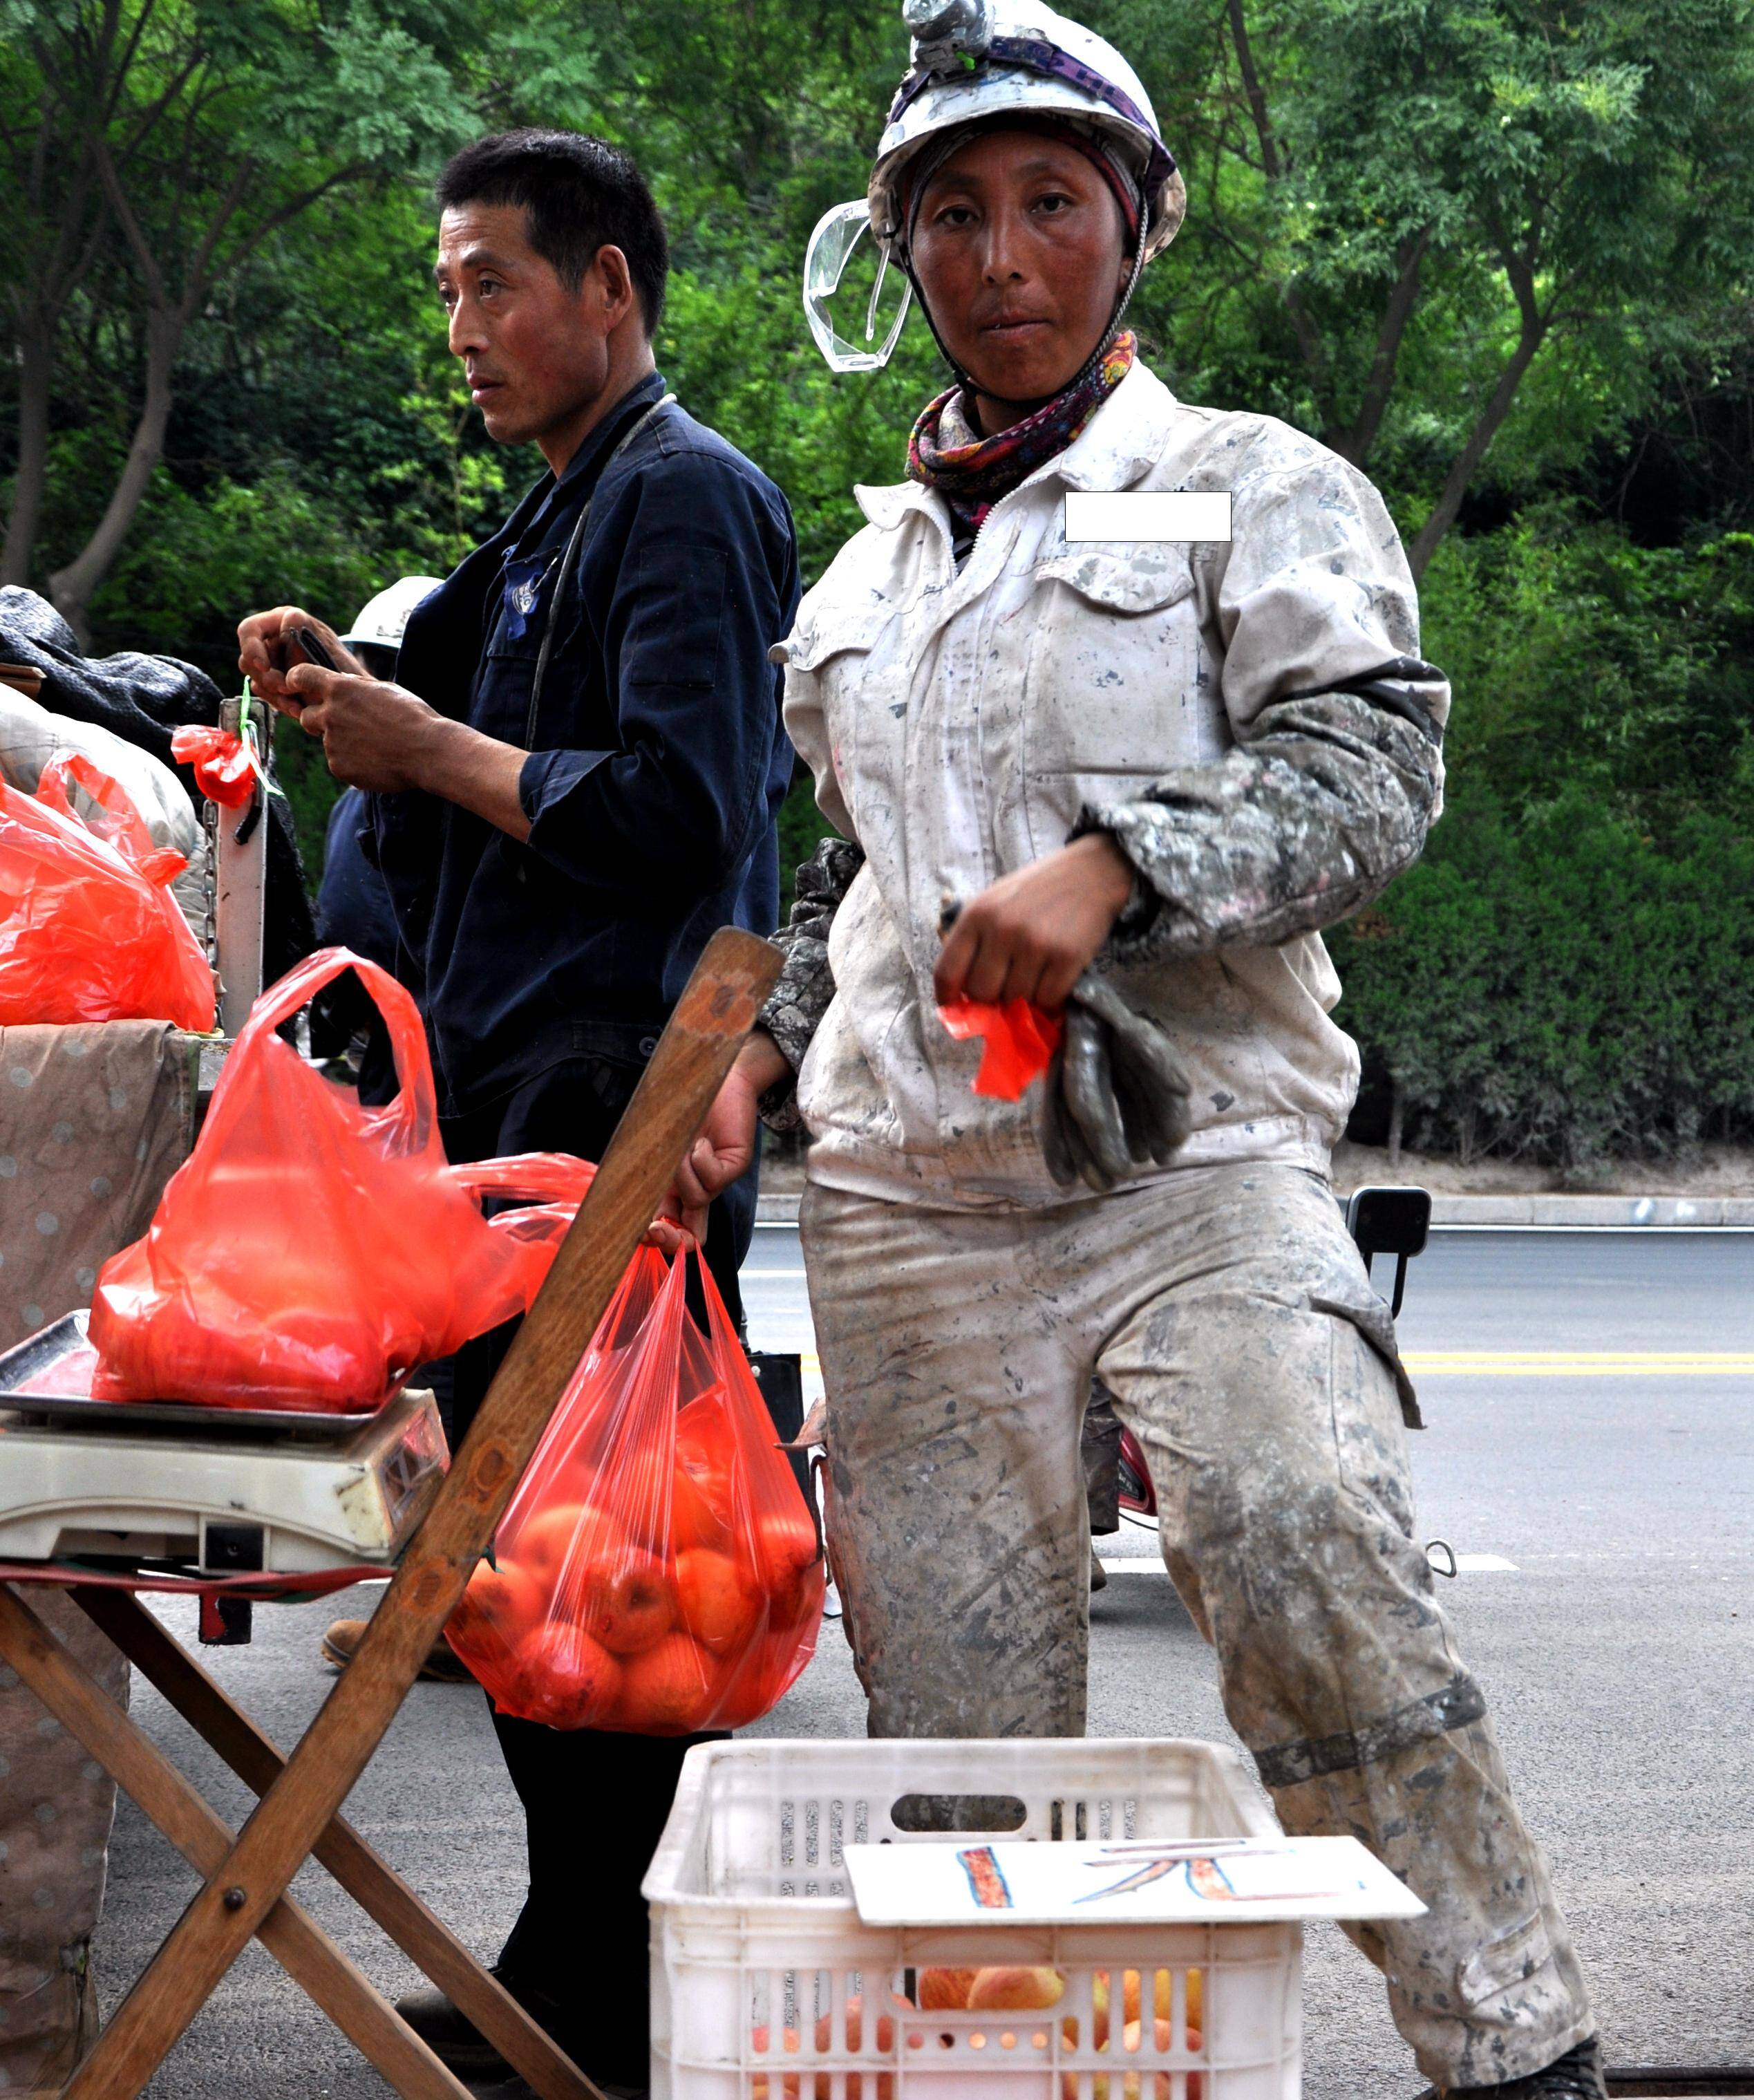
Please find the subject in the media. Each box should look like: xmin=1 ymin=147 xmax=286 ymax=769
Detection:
xmin=801 ymin=1164 xmax=1593 ymax=2090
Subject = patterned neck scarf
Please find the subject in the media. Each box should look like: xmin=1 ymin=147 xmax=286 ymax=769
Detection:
xmin=907 ymin=330 xmax=1136 ymax=544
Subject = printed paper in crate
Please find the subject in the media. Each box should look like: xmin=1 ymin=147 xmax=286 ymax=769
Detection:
xmin=845 ymin=1837 xmax=1426 ymax=1926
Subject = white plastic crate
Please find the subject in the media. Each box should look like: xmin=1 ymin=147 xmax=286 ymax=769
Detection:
xmin=645 ymin=1738 xmax=1301 ymax=2100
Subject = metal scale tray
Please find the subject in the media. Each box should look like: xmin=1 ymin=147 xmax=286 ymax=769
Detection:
xmin=0 ymin=1312 xmax=379 ymax=1436
xmin=0 ymin=1314 xmax=446 ymax=1573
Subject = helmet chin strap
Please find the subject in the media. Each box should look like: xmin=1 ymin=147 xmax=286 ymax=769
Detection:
xmin=903 ymin=214 xmax=1148 ymax=422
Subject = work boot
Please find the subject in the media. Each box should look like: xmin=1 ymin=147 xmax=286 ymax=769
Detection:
xmin=475 ymin=2084 xmax=645 ymax=2100
xmin=393 ymin=1967 xmax=576 ymax=2082
xmin=320 ymin=1617 xmax=474 ymax=1684
xmin=1438 ymin=2036 xmax=1607 ymax=2099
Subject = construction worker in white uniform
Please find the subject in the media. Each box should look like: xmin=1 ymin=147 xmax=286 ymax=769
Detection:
xmin=677 ymin=4 xmax=1602 ymax=2090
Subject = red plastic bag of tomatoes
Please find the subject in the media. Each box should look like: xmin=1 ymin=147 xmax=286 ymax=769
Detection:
xmin=448 ymin=1244 xmax=825 ymax=1734
xmin=88 ymin=946 xmax=594 ymax=1412
xmin=0 ymin=753 xmax=216 ymax=1030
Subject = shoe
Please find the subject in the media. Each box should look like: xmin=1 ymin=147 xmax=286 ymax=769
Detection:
xmin=1439 ymin=2036 xmax=1607 ymax=2098
xmin=395 ymin=1975 xmax=512 ymax=2080
xmin=1090 ymin=1559 xmax=1109 ymax=1592
xmin=471 ymin=2084 xmax=643 ymax=2100
xmin=321 ymin=1618 xmax=475 ymax=1684
xmin=395 ymin=1967 xmax=611 ymax=2085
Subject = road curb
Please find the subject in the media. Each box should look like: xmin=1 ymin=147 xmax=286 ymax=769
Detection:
xmin=755 ymin=1191 xmax=1754 ymax=1228
xmin=1424 ymin=1193 xmax=1754 ymax=1226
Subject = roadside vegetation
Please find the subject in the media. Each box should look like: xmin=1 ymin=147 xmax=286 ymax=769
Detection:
xmin=4 ymin=0 xmax=1752 ymax=1170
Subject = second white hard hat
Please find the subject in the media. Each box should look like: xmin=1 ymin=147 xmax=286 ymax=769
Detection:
xmin=339 ymin=576 xmax=444 ymax=653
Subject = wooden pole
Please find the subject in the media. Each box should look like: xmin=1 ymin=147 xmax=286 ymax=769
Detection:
xmin=66 ymin=928 xmax=778 ymax=2099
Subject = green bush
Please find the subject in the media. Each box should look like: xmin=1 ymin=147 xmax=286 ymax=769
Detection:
xmin=1331 ymin=785 xmax=1754 ymax=1170
xmin=1326 ymin=514 xmax=1754 ymax=1172
xmin=1417 ymin=513 xmax=1754 ymax=823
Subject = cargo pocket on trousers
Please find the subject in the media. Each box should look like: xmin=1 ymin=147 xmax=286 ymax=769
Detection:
xmin=1312 ymin=1288 xmax=1423 ymax=1429
xmin=1459 ymin=1906 xmax=1554 ymax=2009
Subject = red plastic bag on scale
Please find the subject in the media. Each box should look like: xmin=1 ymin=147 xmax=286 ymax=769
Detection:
xmin=88 ymin=947 xmax=594 ymax=1412
xmin=0 ymin=753 xmax=216 ymax=1029
xmin=447 ymin=1245 xmax=824 ymax=1734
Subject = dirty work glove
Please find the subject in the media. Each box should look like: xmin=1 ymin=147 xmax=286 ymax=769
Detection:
xmin=1041 ymin=971 xmax=1191 ymax=1194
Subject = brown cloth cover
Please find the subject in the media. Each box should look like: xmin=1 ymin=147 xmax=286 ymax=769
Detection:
xmin=0 ymin=1020 xmax=196 ymax=2089
xmin=0 ymin=1020 xmax=197 ymax=1336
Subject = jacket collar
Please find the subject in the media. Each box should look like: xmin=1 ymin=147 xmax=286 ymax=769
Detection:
xmin=549 ymin=368 xmax=668 ymax=499
xmin=398 ymin=371 xmax=672 ymax=715
xmin=1052 ymin=360 xmax=1177 ymax=490
xmin=853 ymin=362 xmax=1178 ymax=533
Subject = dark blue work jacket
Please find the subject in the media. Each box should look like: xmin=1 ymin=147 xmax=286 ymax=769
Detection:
xmin=370 ymin=372 xmax=798 ymax=1115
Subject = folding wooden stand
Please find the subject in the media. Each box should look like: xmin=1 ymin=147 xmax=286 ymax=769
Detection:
xmin=0 ymin=928 xmax=780 ymax=2100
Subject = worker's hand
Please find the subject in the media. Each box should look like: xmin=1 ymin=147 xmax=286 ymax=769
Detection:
xmin=667 ymin=1032 xmax=790 ymax=1233
xmin=934 ymin=834 xmax=1135 ymax=1011
xmin=287 ymin=668 xmax=444 ymax=793
xmin=236 ymin=607 xmax=366 ymax=715
xmin=643 ymin=1212 xmax=696 ymax=1257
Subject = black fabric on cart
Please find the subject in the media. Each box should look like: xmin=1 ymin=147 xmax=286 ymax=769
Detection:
xmin=0 ymin=589 xmax=315 ymax=985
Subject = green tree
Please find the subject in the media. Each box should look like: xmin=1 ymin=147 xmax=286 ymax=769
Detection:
xmin=1115 ymin=0 xmax=1754 ymax=572
xmin=0 ymin=0 xmax=492 ymax=635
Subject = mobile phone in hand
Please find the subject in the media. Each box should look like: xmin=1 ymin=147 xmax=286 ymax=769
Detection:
xmin=292 ymin=625 xmax=339 ymax=673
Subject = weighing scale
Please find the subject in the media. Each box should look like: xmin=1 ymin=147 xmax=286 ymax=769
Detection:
xmin=0 ymin=1311 xmax=445 ymax=1594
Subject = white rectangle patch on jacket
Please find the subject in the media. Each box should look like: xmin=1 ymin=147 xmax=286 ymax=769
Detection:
xmin=1065 ymin=490 xmax=1232 ymax=542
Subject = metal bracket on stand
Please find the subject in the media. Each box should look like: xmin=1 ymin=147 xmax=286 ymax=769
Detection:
xmin=213 ymin=691 xmax=267 ymax=1038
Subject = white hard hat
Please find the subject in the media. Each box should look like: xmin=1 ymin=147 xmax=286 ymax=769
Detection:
xmin=804 ymin=0 xmax=1184 ymax=373
xmin=339 ymin=576 xmax=444 ymax=652
xmin=876 ymin=0 xmax=1184 ymax=261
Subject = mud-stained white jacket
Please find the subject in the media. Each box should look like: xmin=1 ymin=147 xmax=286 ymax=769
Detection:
xmin=764 ymin=359 xmax=1449 ymax=1208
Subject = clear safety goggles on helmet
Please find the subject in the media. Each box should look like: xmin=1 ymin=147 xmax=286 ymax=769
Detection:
xmin=803 ymin=200 xmax=915 ymax=373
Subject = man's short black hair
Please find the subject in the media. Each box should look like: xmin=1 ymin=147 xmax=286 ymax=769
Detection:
xmin=435 ymin=129 xmax=668 ymax=335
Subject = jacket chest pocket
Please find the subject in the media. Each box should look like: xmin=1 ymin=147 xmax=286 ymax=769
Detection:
xmin=476 ymin=560 xmax=554 ymax=744
xmin=785 ymin=597 xmax=907 ymax=831
xmin=1021 ymin=546 xmax=1214 ymax=788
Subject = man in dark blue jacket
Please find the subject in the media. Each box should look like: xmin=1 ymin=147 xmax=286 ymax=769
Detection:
xmin=239 ymin=129 xmax=798 ymax=2088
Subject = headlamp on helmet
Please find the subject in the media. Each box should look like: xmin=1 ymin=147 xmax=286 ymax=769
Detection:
xmin=903 ymin=0 xmax=995 ymax=73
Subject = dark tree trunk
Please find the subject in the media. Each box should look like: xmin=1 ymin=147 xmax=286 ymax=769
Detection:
xmin=2 ymin=321 xmax=56 ymax=588
xmin=1332 ymin=229 xmax=1431 ymax=469
xmin=1410 ymin=245 xmax=1549 ymax=580
xmin=47 ymin=304 xmax=184 ymax=644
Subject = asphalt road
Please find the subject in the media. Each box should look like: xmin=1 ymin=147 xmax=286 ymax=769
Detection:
xmin=88 ymin=1228 xmax=1754 ymax=2099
